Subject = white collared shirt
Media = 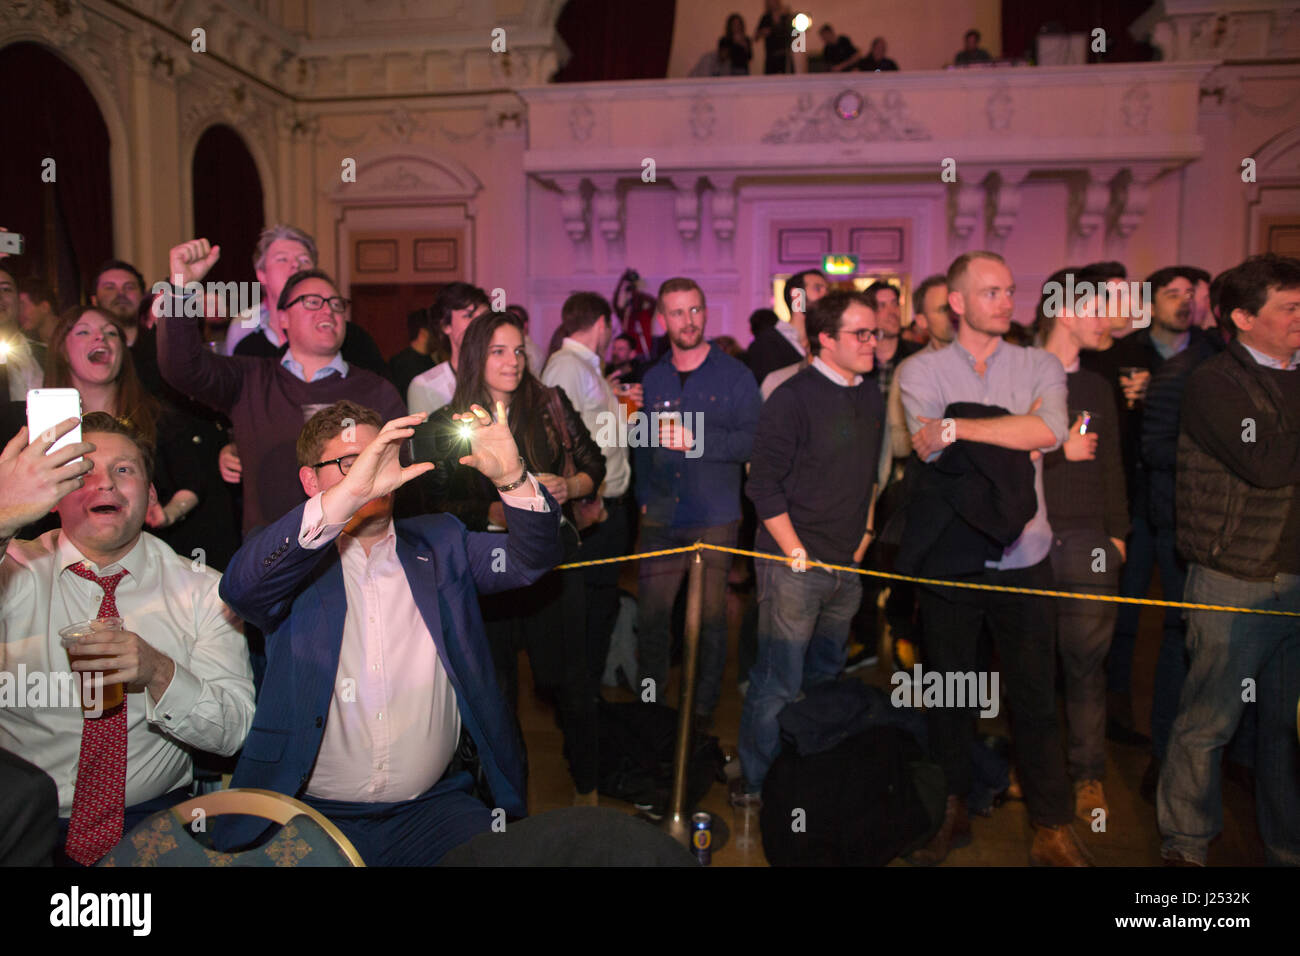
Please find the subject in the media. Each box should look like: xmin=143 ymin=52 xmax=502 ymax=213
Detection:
xmin=295 ymin=481 xmax=548 ymax=802
xmin=541 ymin=337 xmax=631 ymax=497
xmin=0 ymin=531 xmax=254 ymax=815
xmin=408 ymin=360 xmax=457 ymax=415
xmin=811 ymin=355 xmax=864 ymax=387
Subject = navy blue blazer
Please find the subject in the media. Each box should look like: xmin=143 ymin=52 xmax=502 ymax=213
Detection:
xmin=215 ymin=492 xmax=562 ymax=849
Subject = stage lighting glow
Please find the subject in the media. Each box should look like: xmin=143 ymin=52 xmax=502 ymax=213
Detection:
xmin=793 ymin=13 xmax=811 ymax=33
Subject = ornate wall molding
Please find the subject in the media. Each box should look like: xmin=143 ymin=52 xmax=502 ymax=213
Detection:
xmin=760 ymin=89 xmax=929 ymax=144
xmin=1134 ymin=1 xmax=1300 ymax=62
xmin=329 ymin=152 xmax=483 ymax=206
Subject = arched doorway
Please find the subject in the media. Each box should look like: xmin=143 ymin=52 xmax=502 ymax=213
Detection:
xmin=192 ymin=124 xmax=265 ymax=287
xmin=0 ymin=41 xmax=111 ymax=307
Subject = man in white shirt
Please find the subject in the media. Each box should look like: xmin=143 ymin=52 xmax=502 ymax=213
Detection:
xmin=217 ymin=401 xmax=562 ymax=864
xmin=542 ymin=292 xmax=638 ymax=692
xmin=407 ymin=282 xmax=490 ymax=414
xmin=0 ymin=413 xmax=255 ymax=866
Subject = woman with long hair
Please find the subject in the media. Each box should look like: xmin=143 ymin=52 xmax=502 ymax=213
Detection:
xmin=419 ymin=311 xmax=606 ymax=803
xmin=718 ymin=13 xmax=752 ymax=75
xmin=44 ymin=305 xmax=240 ymax=568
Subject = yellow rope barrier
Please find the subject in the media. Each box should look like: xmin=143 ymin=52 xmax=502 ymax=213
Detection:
xmin=555 ymin=542 xmax=1300 ymax=618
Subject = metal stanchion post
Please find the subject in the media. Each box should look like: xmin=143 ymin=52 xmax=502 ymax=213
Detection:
xmin=661 ymin=550 xmax=704 ymax=845
xmin=658 ymin=548 xmax=728 ymax=853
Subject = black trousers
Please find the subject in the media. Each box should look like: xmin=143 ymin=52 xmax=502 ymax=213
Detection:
xmin=0 ymin=747 xmax=58 ymax=866
xmin=482 ymin=525 xmax=597 ymax=793
xmin=917 ymin=558 xmax=1073 ymax=827
xmin=580 ymin=495 xmax=632 ymax=686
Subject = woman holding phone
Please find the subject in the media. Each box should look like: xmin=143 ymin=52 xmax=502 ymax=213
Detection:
xmin=418 ymin=310 xmax=606 ymax=804
xmin=44 ymin=306 xmax=239 ymax=569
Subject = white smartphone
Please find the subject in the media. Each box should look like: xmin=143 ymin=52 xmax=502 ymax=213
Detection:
xmin=0 ymin=231 xmax=23 ymax=256
xmin=26 ymin=388 xmax=83 ymax=460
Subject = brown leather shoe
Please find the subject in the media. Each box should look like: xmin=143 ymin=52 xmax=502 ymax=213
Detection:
xmin=1030 ymin=823 xmax=1094 ymax=866
xmin=906 ymin=795 xmax=970 ymax=866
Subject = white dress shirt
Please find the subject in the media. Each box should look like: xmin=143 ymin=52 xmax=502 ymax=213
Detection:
xmin=407 ymin=360 xmax=457 ymax=415
xmin=295 ymin=480 xmax=549 ymax=802
xmin=542 ymin=337 xmax=631 ymax=497
xmin=0 ymin=531 xmax=255 ymax=815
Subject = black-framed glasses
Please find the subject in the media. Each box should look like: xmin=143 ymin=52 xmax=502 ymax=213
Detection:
xmin=285 ymin=294 xmax=350 ymax=314
xmin=838 ymin=328 xmax=878 ymax=344
xmin=311 ymin=454 xmax=359 ymax=476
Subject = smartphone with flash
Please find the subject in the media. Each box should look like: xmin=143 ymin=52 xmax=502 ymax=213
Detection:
xmin=26 ymin=388 xmax=83 ymax=460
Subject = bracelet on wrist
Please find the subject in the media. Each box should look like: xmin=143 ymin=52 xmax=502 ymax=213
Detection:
xmin=495 ymin=458 xmax=529 ymax=492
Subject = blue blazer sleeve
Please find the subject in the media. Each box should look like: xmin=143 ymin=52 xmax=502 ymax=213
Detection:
xmin=467 ymin=485 xmax=566 ymax=594
xmin=218 ymin=502 xmax=331 ymax=633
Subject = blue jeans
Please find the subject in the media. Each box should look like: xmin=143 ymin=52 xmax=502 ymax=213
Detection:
xmin=1158 ymin=565 xmax=1300 ymax=866
xmin=1109 ymin=513 xmax=1186 ymax=701
xmin=738 ymin=560 xmax=862 ymax=793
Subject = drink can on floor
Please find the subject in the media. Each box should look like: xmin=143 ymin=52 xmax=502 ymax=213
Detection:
xmin=692 ymin=812 xmax=712 ymax=865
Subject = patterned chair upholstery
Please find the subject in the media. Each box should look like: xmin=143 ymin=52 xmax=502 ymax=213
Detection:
xmin=97 ymin=788 xmax=363 ymax=867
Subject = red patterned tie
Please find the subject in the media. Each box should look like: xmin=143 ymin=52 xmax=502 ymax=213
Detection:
xmin=64 ymin=563 xmax=129 ymax=866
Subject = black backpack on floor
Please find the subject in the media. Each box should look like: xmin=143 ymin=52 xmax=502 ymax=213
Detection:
xmin=596 ymin=701 xmax=726 ymax=815
xmin=760 ymin=724 xmax=944 ymax=866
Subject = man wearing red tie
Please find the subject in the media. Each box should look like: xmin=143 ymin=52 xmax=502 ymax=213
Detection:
xmin=0 ymin=414 xmax=254 ymax=865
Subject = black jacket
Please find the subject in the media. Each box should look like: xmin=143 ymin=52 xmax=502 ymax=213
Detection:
xmin=745 ymin=326 xmax=802 ymax=386
xmin=415 ymin=384 xmax=606 ymax=531
xmin=896 ymin=403 xmax=1038 ymax=577
xmin=1176 ymin=339 xmax=1300 ymax=579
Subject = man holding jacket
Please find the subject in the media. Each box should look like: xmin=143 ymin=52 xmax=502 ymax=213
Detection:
xmin=898 ymin=251 xmax=1087 ymax=866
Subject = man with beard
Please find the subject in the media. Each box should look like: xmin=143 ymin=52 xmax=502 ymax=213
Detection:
xmin=1089 ymin=268 xmax=1219 ymax=748
xmin=634 ymin=278 xmax=761 ymax=729
xmin=90 ymin=260 xmax=163 ymax=394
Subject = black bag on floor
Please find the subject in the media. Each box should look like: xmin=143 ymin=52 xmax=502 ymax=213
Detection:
xmin=596 ymin=701 xmax=726 ymax=815
xmin=760 ymin=725 xmax=941 ymax=866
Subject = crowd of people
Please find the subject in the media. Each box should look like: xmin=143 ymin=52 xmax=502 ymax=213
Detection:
xmin=698 ymin=2 xmax=994 ymax=76
xmin=0 ymin=221 xmax=1297 ymax=868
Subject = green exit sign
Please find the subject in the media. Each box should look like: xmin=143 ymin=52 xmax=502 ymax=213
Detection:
xmin=823 ymin=254 xmax=858 ymax=275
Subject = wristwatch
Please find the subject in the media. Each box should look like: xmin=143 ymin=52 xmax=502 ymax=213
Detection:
xmin=495 ymin=457 xmax=529 ymax=492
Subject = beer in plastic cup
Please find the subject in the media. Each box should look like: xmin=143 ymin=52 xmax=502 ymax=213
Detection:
xmin=59 ymin=617 xmax=125 ymax=716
